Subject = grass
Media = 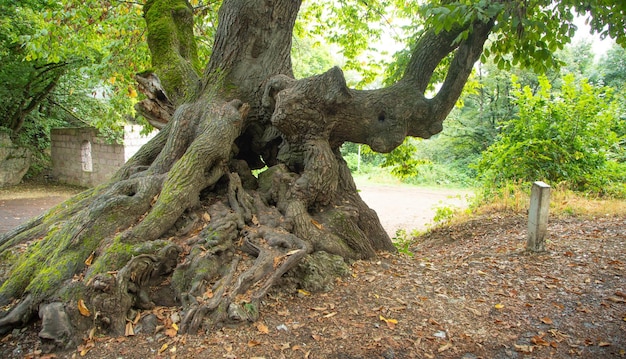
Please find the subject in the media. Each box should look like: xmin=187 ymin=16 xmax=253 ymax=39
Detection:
xmin=472 ymin=184 xmax=626 ymax=218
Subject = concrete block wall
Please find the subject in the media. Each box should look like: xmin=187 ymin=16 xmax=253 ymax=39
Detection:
xmin=123 ymin=125 xmax=157 ymax=162
xmin=51 ymin=125 xmax=156 ymax=187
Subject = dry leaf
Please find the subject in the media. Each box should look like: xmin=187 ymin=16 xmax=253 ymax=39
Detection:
xmin=251 ymin=214 xmax=259 ymax=226
xmin=77 ymin=299 xmax=91 ymax=317
xmin=310 ymin=219 xmax=323 ymax=230
xmin=84 ymin=252 xmax=95 ymax=266
xmin=379 ymin=315 xmax=398 ymax=329
xmin=204 ymin=288 xmax=214 ymax=299
xmin=323 ymin=312 xmax=337 ymax=318
xmin=531 ymin=336 xmax=550 ymax=346
xmin=514 ymin=344 xmax=534 ymax=353
xmin=78 ymin=341 xmax=94 ymax=356
xmin=78 ymin=346 xmax=92 ymax=356
xmin=248 ymin=340 xmax=262 ymax=347
xmin=297 ymin=289 xmax=311 ymax=296
xmin=132 ymin=311 xmax=141 ymax=325
xmin=202 ymin=212 xmax=211 ymax=222
xmin=599 ymin=342 xmax=611 ymax=347
xmin=158 ymin=343 xmax=168 ymax=354
xmin=256 ymin=322 xmax=269 ymax=334
xmin=165 ymin=327 xmax=177 ymax=338
xmin=438 ymin=342 xmax=452 ymax=353
xmin=494 ymin=303 xmax=504 ymax=309
xmin=540 ymin=317 xmax=553 ymax=325
xmin=124 ymin=322 xmax=134 ymax=336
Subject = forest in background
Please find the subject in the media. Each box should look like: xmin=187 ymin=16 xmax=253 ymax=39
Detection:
xmin=342 ymin=41 xmax=626 ymax=200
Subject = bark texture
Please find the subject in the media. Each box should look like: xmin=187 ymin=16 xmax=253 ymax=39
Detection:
xmin=0 ymin=0 xmax=494 ymax=346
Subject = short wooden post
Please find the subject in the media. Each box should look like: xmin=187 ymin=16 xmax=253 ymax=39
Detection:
xmin=527 ymin=181 xmax=550 ymax=252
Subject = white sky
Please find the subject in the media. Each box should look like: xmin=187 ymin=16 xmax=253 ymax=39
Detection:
xmin=572 ymin=16 xmax=614 ymax=57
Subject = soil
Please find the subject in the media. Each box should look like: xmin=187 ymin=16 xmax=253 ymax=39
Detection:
xmin=0 ymin=183 xmax=624 ymax=359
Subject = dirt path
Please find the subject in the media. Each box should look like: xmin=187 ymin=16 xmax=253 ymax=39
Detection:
xmin=357 ymin=183 xmax=471 ymax=236
xmin=0 ymin=183 xmax=83 ymax=234
xmin=0 ymin=182 xmax=470 ymax=236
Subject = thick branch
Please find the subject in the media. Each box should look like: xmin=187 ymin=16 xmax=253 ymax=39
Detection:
xmin=429 ymin=21 xmax=495 ymax=127
xmin=143 ymin=0 xmax=201 ymax=105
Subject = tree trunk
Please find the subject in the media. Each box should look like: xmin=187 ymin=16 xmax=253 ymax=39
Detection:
xmin=0 ymin=0 xmax=493 ymax=346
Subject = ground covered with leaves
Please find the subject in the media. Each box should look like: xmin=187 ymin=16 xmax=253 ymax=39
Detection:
xmin=1 ymin=211 xmax=624 ymax=359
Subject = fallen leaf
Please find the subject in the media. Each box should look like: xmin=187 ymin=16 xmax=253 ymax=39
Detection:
xmin=323 ymin=312 xmax=337 ymax=318
xmin=202 ymin=212 xmax=211 ymax=222
xmin=78 ymin=341 xmax=94 ymax=356
xmin=540 ymin=317 xmax=553 ymax=325
xmin=165 ymin=327 xmax=177 ymax=337
xmin=310 ymin=219 xmax=323 ymax=230
xmin=204 ymin=288 xmax=214 ymax=299
xmin=78 ymin=299 xmax=91 ymax=317
xmin=298 ymin=289 xmax=311 ymax=296
xmin=438 ymin=342 xmax=452 ymax=353
xmin=84 ymin=252 xmax=95 ymax=266
xmin=599 ymin=342 xmax=611 ymax=347
xmin=256 ymin=322 xmax=269 ymax=334
xmin=124 ymin=322 xmax=134 ymax=337
xmin=158 ymin=343 xmax=168 ymax=354
xmin=514 ymin=344 xmax=534 ymax=353
xmin=494 ymin=303 xmax=504 ymax=309
xmin=132 ymin=311 xmax=141 ymax=325
xmin=379 ymin=315 xmax=398 ymax=329
xmin=532 ymin=336 xmax=550 ymax=346
xmin=248 ymin=340 xmax=262 ymax=347
xmin=251 ymin=214 xmax=259 ymax=226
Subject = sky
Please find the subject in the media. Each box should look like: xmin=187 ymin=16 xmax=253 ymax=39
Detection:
xmin=572 ymin=16 xmax=614 ymax=58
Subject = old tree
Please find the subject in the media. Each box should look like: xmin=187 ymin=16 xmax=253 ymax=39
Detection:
xmin=1 ymin=0 xmax=624 ymax=345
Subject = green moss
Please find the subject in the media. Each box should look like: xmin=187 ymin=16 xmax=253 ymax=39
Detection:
xmin=144 ymin=0 xmax=200 ymax=103
xmin=87 ymin=237 xmax=134 ymax=278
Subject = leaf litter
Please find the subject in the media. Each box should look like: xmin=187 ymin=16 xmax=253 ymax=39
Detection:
xmin=1 ymin=212 xmax=624 ymax=358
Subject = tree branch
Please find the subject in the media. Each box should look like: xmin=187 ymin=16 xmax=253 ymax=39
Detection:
xmin=143 ymin=0 xmax=201 ymax=106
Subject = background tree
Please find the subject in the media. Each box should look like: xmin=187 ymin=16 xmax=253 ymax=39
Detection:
xmin=0 ymin=0 xmax=624 ymax=346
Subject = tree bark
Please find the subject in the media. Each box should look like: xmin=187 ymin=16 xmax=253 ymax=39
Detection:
xmin=0 ymin=0 xmax=494 ymax=346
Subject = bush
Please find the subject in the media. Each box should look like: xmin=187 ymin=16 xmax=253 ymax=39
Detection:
xmin=475 ymin=74 xmax=625 ymax=198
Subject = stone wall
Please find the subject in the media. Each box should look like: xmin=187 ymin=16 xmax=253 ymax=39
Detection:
xmin=51 ymin=125 xmax=156 ymax=187
xmin=0 ymin=133 xmax=31 ymax=187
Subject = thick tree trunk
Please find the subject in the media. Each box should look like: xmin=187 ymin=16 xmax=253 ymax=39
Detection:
xmin=0 ymin=0 xmax=493 ymax=347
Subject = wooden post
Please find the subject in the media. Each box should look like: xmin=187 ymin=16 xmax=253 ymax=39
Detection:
xmin=527 ymin=181 xmax=550 ymax=252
